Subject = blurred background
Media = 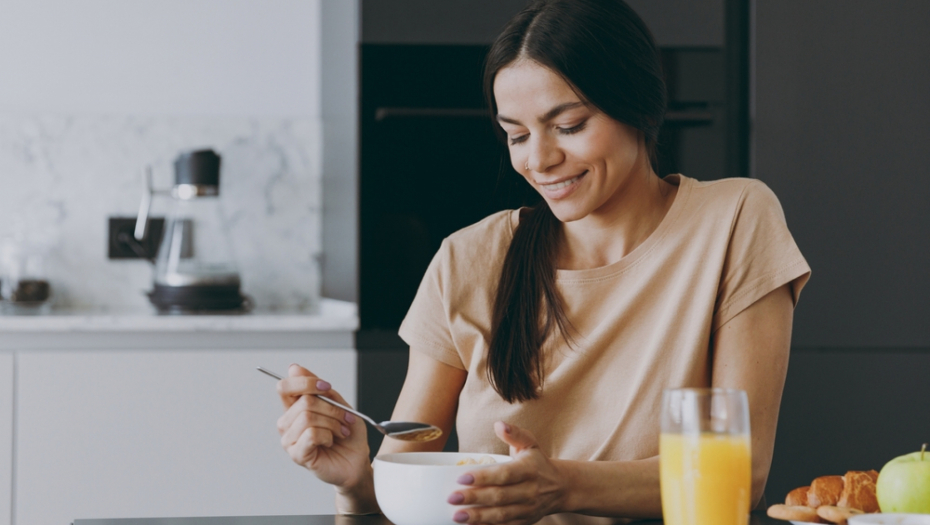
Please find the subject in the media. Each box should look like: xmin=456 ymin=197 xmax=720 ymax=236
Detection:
xmin=0 ymin=0 xmax=928 ymax=523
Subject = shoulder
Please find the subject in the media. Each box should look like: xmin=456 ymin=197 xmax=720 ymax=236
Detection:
xmin=432 ymin=209 xmax=517 ymax=278
xmin=683 ymin=176 xmax=788 ymax=227
xmin=689 ymin=176 xmax=781 ymax=207
xmin=441 ymin=209 xmax=516 ymax=258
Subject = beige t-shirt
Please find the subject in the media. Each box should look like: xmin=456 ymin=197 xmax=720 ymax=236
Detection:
xmin=398 ymin=174 xmax=811 ymax=461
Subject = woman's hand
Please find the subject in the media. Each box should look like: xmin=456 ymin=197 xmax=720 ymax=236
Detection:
xmin=449 ymin=422 xmax=566 ymax=525
xmin=276 ymin=364 xmax=371 ymax=490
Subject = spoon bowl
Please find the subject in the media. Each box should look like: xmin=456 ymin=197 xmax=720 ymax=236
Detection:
xmin=257 ymin=367 xmax=442 ymax=442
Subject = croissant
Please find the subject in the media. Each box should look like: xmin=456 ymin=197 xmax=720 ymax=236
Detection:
xmin=769 ymin=470 xmax=880 ymax=524
xmin=837 ymin=470 xmax=880 ymax=513
xmin=786 ymin=486 xmax=811 ymax=506
xmin=808 ymin=475 xmax=844 ymax=507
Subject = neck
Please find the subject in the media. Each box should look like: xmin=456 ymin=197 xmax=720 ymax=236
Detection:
xmin=558 ymin=164 xmax=676 ymax=270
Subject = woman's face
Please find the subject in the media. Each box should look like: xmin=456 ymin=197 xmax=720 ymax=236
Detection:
xmin=493 ymin=60 xmax=648 ymax=223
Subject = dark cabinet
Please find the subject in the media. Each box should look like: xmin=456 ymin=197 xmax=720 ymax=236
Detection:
xmin=359 ymin=45 xmax=538 ymax=333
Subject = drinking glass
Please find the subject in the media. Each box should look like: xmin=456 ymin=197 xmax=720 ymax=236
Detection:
xmin=660 ymin=388 xmax=751 ymax=525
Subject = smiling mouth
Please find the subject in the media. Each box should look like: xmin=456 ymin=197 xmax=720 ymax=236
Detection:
xmin=540 ymin=172 xmax=586 ymax=191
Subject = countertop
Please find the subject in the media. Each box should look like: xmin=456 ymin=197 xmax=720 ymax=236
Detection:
xmin=0 ymin=298 xmax=358 ymax=333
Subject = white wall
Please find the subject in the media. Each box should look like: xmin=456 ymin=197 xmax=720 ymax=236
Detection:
xmin=0 ymin=0 xmax=333 ymax=311
xmin=0 ymin=0 xmax=320 ymax=116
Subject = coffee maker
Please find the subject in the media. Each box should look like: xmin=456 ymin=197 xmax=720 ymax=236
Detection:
xmin=135 ymin=149 xmax=247 ymax=312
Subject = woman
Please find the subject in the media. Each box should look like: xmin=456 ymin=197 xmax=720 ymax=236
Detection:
xmin=275 ymin=0 xmax=810 ymax=522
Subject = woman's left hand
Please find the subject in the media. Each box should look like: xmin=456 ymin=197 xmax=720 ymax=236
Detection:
xmin=449 ymin=421 xmax=566 ymax=524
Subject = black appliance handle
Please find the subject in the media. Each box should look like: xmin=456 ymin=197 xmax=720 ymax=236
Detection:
xmin=374 ymin=107 xmax=490 ymax=121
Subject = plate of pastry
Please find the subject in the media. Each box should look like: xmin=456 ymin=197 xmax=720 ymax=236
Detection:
xmin=768 ymin=470 xmax=880 ymax=525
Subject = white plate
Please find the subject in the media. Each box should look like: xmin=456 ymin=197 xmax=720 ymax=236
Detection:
xmin=849 ymin=515 xmax=930 ymax=525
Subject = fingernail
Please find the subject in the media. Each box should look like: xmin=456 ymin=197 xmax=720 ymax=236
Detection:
xmin=447 ymin=493 xmax=465 ymax=505
xmin=344 ymin=413 xmax=356 ymax=424
xmin=453 ymin=511 xmax=469 ymax=523
xmin=316 ymin=380 xmax=331 ymax=391
xmin=457 ymin=474 xmax=474 ymax=485
xmin=503 ymin=422 xmax=512 ymax=434
xmin=341 ymin=425 xmax=351 ymax=437
xmin=288 ymin=363 xmax=299 ymax=370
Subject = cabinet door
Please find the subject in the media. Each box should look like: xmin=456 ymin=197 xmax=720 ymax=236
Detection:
xmin=0 ymin=353 xmax=12 ymax=525
xmin=16 ymin=350 xmax=355 ymax=525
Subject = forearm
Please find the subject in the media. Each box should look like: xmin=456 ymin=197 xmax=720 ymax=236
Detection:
xmin=555 ymin=456 xmax=662 ymax=519
xmin=334 ymin=463 xmax=381 ymax=515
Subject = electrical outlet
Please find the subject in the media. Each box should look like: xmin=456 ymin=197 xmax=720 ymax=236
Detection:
xmin=108 ymin=217 xmax=165 ymax=259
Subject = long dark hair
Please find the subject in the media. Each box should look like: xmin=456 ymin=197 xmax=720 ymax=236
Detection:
xmin=484 ymin=0 xmax=667 ymax=403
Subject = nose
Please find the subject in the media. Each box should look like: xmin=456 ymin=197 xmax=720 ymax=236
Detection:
xmin=524 ymin=134 xmax=564 ymax=173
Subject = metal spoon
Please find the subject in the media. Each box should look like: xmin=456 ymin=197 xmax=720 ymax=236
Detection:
xmin=257 ymin=367 xmax=442 ymax=442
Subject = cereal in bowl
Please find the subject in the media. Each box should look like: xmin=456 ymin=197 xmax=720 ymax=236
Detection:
xmin=456 ymin=456 xmax=498 ymax=466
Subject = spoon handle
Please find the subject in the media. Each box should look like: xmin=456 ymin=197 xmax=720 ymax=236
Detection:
xmin=312 ymin=392 xmax=380 ymax=429
xmin=256 ymin=367 xmax=381 ymax=430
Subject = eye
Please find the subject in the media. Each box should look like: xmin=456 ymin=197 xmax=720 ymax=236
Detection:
xmin=509 ymin=134 xmax=529 ymax=146
xmin=557 ymin=121 xmax=587 ymax=135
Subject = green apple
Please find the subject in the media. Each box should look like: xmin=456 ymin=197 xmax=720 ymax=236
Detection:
xmin=877 ymin=444 xmax=930 ymax=513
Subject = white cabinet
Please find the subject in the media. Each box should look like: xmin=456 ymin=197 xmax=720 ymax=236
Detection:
xmin=15 ymin=348 xmax=356 ymax=525
xmin=1 ymin=352 xmax=12 ymax=525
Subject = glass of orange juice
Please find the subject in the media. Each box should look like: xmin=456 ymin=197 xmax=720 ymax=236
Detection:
xmin=660 ymin=388 xmax=751 ymax=525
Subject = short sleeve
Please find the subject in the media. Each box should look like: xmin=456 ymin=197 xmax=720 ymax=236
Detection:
xmin=398 ymin=240 xmax=466 ymax=369
xmin=712 ymin=180 xmax=811 ymax=331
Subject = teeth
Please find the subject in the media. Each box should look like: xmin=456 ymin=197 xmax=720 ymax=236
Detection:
xmin=542 ymin=175 xmax=581 ymax=190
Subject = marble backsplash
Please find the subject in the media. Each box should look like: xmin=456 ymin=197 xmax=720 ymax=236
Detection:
xmin=0 ymin=114 xmax=321 ymax=311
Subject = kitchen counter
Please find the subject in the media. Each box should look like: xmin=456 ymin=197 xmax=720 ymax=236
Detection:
xmin=0 ymin=298 xmax=357 ymax=350
xmin=0 ymin=298 xmax=357 ymax=333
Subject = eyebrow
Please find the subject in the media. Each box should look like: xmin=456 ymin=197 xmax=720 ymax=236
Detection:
xmin=496 ymin=101 xmax=586 ymax=126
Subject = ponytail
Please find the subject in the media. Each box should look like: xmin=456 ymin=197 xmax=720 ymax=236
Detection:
xmin=487 ymin=203 xmax=573 ymax=403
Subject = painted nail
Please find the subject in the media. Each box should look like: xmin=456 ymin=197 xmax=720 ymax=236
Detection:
xmin=453 ymin=511 xmax=469 ymax=523
xmin=457 ymin=474 xmax=474 ymax=485
xmin=316 ymin=380 xmax=331 ymax=391
xmin=341 ymin=425 xmax=351 ymax=437
xmin=344 ymin=412 xmax=356 ymax=424
xmin=447 ymin=493 xmax=465 ymax=505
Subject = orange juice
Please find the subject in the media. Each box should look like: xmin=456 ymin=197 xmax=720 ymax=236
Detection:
xmin=660 ymin=432 xmax=751 ymax=525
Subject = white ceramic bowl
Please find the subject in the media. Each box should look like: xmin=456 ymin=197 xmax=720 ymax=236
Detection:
xmin=849 ymin=515 xmax=930 ymax=525
xmin=373 ymin=451 xmax=513 ymax=525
